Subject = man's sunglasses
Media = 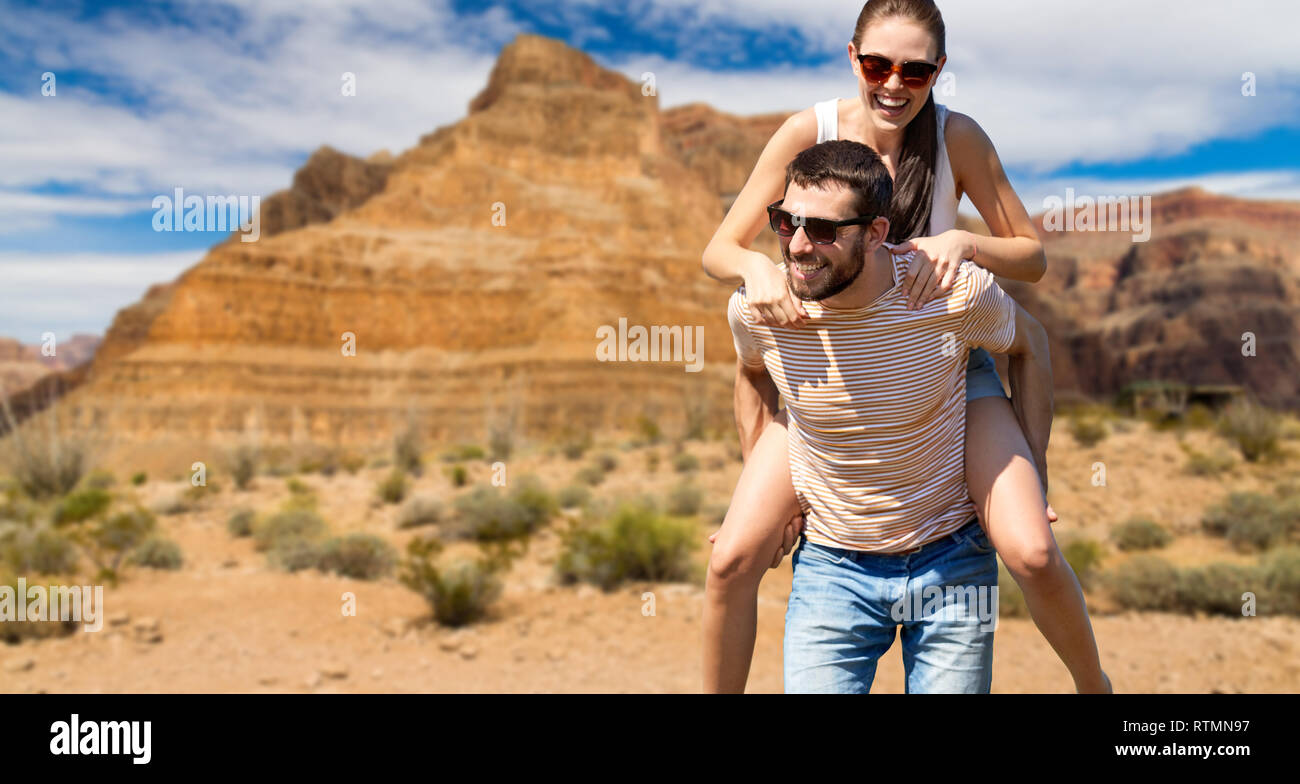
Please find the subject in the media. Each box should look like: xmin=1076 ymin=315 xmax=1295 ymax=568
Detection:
xmin=767 ymin=200 xmax=877 ymax=245
xmin=856 ymin=53 xmax=938 ymax=89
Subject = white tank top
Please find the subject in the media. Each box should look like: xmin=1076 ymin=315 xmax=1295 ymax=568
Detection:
xmin=813 ymin=97 xmax=958 ymax=237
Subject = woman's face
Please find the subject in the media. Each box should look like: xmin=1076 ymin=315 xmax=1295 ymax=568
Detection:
xmin=849 ymin=16 xmax=945 ymax=134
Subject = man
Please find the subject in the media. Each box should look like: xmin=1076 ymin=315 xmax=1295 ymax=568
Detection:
xmin=725 ymin=139 xmax=1053 ymax=693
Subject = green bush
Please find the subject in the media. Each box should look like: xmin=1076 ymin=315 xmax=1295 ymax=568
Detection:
xmin=400 ymin=537 xmax=504 ymax=627
xmin=453 ymin=477 xmax=555 ymax=542
xmin=377 ymin=469 xmax=410 ymax=505
xmin=666 ymin=482 xmax=703 ymax=516
xmin=1177 ymin=562 xmax=1261 ymax=615
xmin=442 ymin=444 xmax=486 ymax=462
xmin=555 ymin=502 xmax=697 ymax=590
xmin=557 ymin=484 xmax=591 ymax=509
xmin=1182 ymin=447 xmax=1235 ymax=477
xmin=635 ymin=415 xmax=662 ymax=444
xmin=85 ymin=507 xmax=157 ymax=580
xmin=1202 ymin=492 xmax=1269 ymax=536
xmin=227 ymin=508 xmax=255 ymax=538
xmin=1069 ymin=417 xmax=1108 ymax=448
xmin=672 ymin=452 xmax=700 ymax=473
xmin=1203 ymin=492 xmax=1292 ymax=551
xmin=1060 ymin=537 xmax=1105 ymax=587
xmin=153 ymin=493 xmax=192 ymax=516
xmin=445 ymin=464 xmax=468 ymax=488
xmin=594 ymin=452 xmax=618 ymax=473
xmin=1261 ymin=546 xmax=1300 ymax=615
xmin=128 ymin=537 xmax=183 ymax=570
xmin=130 ymin=471 xmax=148 ymax=486
xmin=394 ymin=424 xmax=424 ymax=476
xmin=1105 ymin=555 xmax=1181 ymax=611
xmin=488 ymin=423 xmax=514 ymax=461
xmin=561 ymin=434 xmax=591 ymax=461
xmin=340 ymin=453 xmax=366 ymax=475
xmin=1111 ymin=518 xmax=1172 ymax=552
xmin=52 ymin=487 xmax=112 ymax=525
xmin=268 ymin=536 xmax=325 ymax=572
xmin=82 ymin=470 xmax=115 ymax=490
xmin=285 ymin=477 xmax=310 ymax=495
xmin=1 ymin=410 xmax=87 ymax=499
xmin=1184 ymin=404 xmax=1216 ymax=430
xmin=397 ymin=494 xmax=444 ymax=529
xmin=0 ymin=523 xmax=80 ymax=574
xmin=1218 ymin=401 xmax=1281 ymax=462
xmin=318 ymin=534 xmax=397 ymax=580
xmin=575 ymin=464 xmax=606 ymax=487
xmin=229 ymin=444 xmax=259 ymax=490
xmin=253 ymin=509 xmax=328 ymax=552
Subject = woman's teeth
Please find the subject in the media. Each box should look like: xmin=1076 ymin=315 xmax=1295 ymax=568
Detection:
xmin=874 ymin=94 xmax=909 ymax=114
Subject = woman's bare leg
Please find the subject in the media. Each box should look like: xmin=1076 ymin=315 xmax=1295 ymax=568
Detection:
xmin=966 ymin=396 xmax=1112 ymax=694
xmin=703 ymin=411 xmax=801 ymax=693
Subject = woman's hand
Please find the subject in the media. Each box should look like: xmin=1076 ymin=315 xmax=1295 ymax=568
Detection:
xmin=889 ymin=229 xmax=979 ymax=310
xmin=742 ymin=252 xmax=807 ymax=328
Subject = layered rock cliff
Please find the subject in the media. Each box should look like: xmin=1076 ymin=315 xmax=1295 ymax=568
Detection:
xmin=55 ymin=34 xmax=735 ymax=447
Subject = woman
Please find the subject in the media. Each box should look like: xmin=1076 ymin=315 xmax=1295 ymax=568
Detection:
xmin=700 ymin=0 xmax=1110 ymax=693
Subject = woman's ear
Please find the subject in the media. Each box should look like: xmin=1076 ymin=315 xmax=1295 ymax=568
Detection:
xmin=846 ymin=41 xmax=859 ymax=76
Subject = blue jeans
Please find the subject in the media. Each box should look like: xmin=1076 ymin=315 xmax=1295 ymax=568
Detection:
xmin=966 ymin=347 xmax=1006 ymax=401
xmin=784 ymin=518 xmax=998 ymax=693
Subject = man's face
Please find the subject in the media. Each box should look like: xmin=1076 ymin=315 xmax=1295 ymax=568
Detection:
xmin=778 ymin=183 xmax=870 ymax=301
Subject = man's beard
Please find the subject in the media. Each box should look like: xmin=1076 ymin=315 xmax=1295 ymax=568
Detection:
xmin=784 ymin=233 xmax=867 ymax=302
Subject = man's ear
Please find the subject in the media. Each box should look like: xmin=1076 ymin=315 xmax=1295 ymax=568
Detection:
xmin=865 ymin=216 xmax=891 ymax=251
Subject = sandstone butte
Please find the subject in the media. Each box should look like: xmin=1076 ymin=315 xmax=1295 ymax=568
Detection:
xmin=5 ymin=33 xmax=1299 ymax=462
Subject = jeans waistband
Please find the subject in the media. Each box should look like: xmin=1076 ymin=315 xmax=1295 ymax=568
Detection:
xmin=809 ymin=517 xmax=981 ymax=560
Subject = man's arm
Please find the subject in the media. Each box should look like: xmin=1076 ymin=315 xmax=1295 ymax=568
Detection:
xmin=734 ymin=357 xmax=780 ymax=462
xmin=1003 ymin=302 xmax=1054 ymax=492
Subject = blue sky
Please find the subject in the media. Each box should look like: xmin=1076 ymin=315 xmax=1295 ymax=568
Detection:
xmin=2 ymin=0 xmax=1298 ymax=339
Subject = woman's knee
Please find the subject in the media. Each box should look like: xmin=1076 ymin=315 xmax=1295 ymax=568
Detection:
xmin=707 ymin=534 xmax=768 ymax=591
xmin=999 ymin=531 xmax=1058 ymax=580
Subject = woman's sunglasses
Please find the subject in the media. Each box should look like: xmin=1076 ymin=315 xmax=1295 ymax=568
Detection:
xmin=767 ymin=201 xmax=877 ymax=245
xmin=856 ymin=53 xmax=938 ymax=89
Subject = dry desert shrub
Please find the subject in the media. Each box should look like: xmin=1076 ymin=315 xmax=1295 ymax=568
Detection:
xmin=400 ymin=536 xmax=507 ymax=627
xmin=1111 ymin=517 xmax=1173 ymax=552
xmin=1218 ymin=400 xmax=1282 ymax=462
xmin=554 ymin=501 xmax=697 ymax=591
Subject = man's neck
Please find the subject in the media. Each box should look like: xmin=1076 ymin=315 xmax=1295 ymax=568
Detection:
xmin=819 ymin=245 xmax=896 ymax=310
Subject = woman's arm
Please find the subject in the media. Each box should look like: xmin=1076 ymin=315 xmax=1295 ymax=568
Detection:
xmin=946 ymin=111 xmax=1046 ymax=282
xmin=892 ymin=111 xmax=1047 ymax=307
xmin=701 ymin=108 xmax=819 ymax=327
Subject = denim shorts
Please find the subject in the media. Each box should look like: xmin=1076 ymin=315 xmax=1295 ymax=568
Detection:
xmin=783 ymin=517 xmax=999 ymax=694
xmin=966 ymin=347 xmax=1006 ymax=402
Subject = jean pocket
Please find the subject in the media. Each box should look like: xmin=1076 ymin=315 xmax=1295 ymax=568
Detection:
xmin=959 ymin=524 xmax=996 ymax=555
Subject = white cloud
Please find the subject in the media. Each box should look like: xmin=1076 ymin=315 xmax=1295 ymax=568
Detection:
xmin=0 ymin=251 xmax=203 ymax=338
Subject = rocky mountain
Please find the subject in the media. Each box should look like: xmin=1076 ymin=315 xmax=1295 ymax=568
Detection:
xmin=41 ymin=34 xmax=735 ymax=449
xmin=1003 ymin=187 xmax=1300 ymax=407
xmin=0 ymin=335 xmax=100 ymax=399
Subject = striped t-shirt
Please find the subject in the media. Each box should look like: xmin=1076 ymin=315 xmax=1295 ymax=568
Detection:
xmin=727 ymin=249 xmax=1017 ymax=553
